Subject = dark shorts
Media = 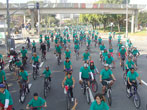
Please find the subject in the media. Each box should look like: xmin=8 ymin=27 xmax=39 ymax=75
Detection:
xmin=19 ymin=79 xmax=27 ymax=84
xmin=102 ymin=78 xmax=112 ymax=86
xmin=121 ymin=55 xmax=125 ymax=61
xmin=82 ymin=77 xmax=90 ymax=81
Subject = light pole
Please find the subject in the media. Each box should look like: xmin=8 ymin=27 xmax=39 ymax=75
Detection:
xmin=36 ymin=2 xmax=40 ymax=35
xmin=126 ymin=0 xmax=128 ymax=38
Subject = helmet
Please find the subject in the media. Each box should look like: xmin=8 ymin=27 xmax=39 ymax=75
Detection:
xmin=84 ymin=63 xmax=88 ymax=68
xmin=0 ymin=84 xmax=5 ymax=88
xmin=104 ymin=64 xmax=109 ymax=67
xmin=130 ymin=67 xmax=134 ymax=70
xmin=122 ymin=46 xmax=125 ymax=48
xmin=10 ymin=48 xmax=14 ymax=51
xmin=90 ymin=60 xmax=94 ymax=63
xmin=45 ymin=66 xmax=49 ymax=69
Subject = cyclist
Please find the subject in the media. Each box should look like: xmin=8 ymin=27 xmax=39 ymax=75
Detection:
xmin=108 ymin=34 xmax=112 ymax=45
xmin=26 ymin=37 xmax=31 ymax=48
xmin=20 ymin=46 xmax=27 ymax=63
xmin=79 ymin=63 xmax=94 ymax=88
xmin=63 ymin=38 xmax=67 ymax=49
xmin=100 ymin=64 xmax=116 ymax=94
xmin=62 ymin=72 xmax=75 ymax=102
xmin=74 ymin=38 xmax=79 ymax=45
xmin=82 ymin=49 xmax=91 ymax=64
xmin=64 ymin=48 xmax=72 ymax=59
xmin=94 ymin=34 xmax=98 ymax=47
xmin=64 ymin=57 xmax=72 ymax=75
xmin=117 ymin=34 xmax=121 ymax=44
xmin=98 ymin=37 xmax=102 ymax=47
xmin=30 ymin=53 xmax=40 ymax=70
xmin=119 ymin=46 xmax=127 ymax=66
xmin=46 ymin=38 xmax=50 ymax=51
xmin=99 ymin=43 xmax=105 ymax=58
xmin=0 ymin=84 xmax=13 ymax=110
xmin=55 ymin=44 xmax=62 ymax=62
xmin=105 ymin=54 xmax=115 ymax=68
xmin=0 ymin=55 xmax=4 ymax=70
xmin=126 ymin=68 xmax=142 ymax=94
xmin=87 ymin=37 xmax=91 ymax=49
xmin=131 ymin=47 xmax=140 ymax=62
xmin=8 ymin=48 xmax=18 ymax=62
xmin=54 ymin=37 xmax=59 ymax=47
xmin=32 ymin=40 xmax=36 ymax=53
xmin=0 ymin=69 xmax=6 ymax=84
xmin=51 ymin=32 xmax=54 ymax=42
xmin=40 ymin=42 xmax=46 ymax=59
xmin=41 ymin=66 xmax=52 ymax=86
xmin=74 ymin=43 xmax=80 ymax=55
xmin=18 ymin=66 xmax=29 ymax=90
xmin=109 ymin=46 xmax=113 ymax=57
xmin=90 ymin=93 xmax=109 ymax=110
xmin=89 ymin=60 xmax=99 ymax=75
xmin=125 ymin=57 xmax=137 ymax=74
xmin=102 ymin=49 xmax=108 ymax=60
xmin=26 ymin=93 xmax=47 ymax=110
xmin=67 ymin=38 xmax=71 ymax=48
xmin=14 ymin=58 xmax=22 ymax=76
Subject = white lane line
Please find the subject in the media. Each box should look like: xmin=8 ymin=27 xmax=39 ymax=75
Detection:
xmin=89 ymin=88 xmax=94 ymax=102
xmin=141 ymin=80 xmax=147 ymax=86
xmin=39 ymin=62 xmax=44 ymax=68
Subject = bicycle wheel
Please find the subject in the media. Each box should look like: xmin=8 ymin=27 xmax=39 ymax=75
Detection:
xmin=123 ymin=72 xmax=127 ymax=86
xmin=33 ymin=68 xmax=37 ymax=80
xmin=9 ymin=63 xmax=14 ymax=71
xmin=107 ymin=90 xmax=112 ymax=106
xmin=86 ymin=88 xmax=91 ymax=104
xmin=19 ymin=89 xmax=26 ymax=104
xmin=44 ymin=82 xmax=47 ymax=98
xmin=57 ymin=57 xmax=60 ymax=65
xmin=66 ymin=94 xmax=71 ymax=110
xmin=134 ymin=92 xmax=141 ymax=109
xmin=91 ymin=81 xmax=98 ymax=93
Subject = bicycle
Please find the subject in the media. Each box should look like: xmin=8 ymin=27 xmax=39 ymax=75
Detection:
xmin=47 ymin=43 xmax=50 ymax=52
xmin=126 ymin=81 xmax=141 ymax=109
xmin=94 ymin=40 xmax=97 ymax=47
xmin=43 ymin=77 xmax=51 ymax=98
xmin=19 ymin=82 xmax=30 ymax=104
xmin=90 ymin=73 xmax=98 ymax=93
xmin=103 ymin=80 xmax=113 ymax=106
xmin=82 ymin=79 xmax=91 ymax=104
xmin=120 ymin=55 xmax=125 ymax=71
xmin=41 ymin=51 xmax=46 ymax=62
xmin=32 ymin=63 xmax=39 ymax=80
xmin=22 ymin=57 xmax=27 ymax=67
xmin=27 ymin=106 xmax=46 ymax=110
xmin=133 ymin=55 xmax=138 ymax=66
xmin=75 ymin=49 xmax=79 ymax=60
xmin=65 ymin=85 xmax=72 ymax=110
xmin=57 ymin=53 xmax=61 ymax=65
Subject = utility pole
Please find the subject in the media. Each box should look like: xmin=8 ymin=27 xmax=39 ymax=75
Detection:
xmin=126 ymin=0 xmax=128 ymax=38
xmin=36 ymin=2 xmax=40 ymax=35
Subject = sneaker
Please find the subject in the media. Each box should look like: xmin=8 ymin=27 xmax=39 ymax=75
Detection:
xmin=71 ymin=98 xmax=74 ymax=102
xmin=127 ymin=89 xmax=130 ymax=94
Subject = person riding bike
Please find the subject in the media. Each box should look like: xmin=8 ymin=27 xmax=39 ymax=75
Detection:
xmin=125 ymin=57 xmax=137 ymax=74
xmin=62 ymin=72 xmax=75 ymax=102
xmin=55 ymin=44 xmax=62 ymax=62
xmin=26 ymin=37 xmax=31 ymax=48
xmin=8 ymin=48 xmax=18 ymax=63
xmin=119 ymin=46 xmax=127 ymax=66
xmin=40 ymin=42 xmax=46 ymax=59
xmin=0 ymin=69 xmax=6 ymax=85
xmin=32 ymin=40 xmax=36 ymax=53
xmin=99 ymin=43 xmax=105 ymax=56
xmin=102 ymin=49 xmax=108 ymax=62
xmin=63 ymin=38 xmax=67 ymax=49
xmin=41 ymin=66 xmax=52 ymax=84
xmin=14 ymin=58 xmax=22 ymax=76
xmin=79 ymin=63 xmax=94 ymax=88
xmin=74 ymin=43 xmax=80 ymax=55
xmin=98 ymin=37 xmax=102 ymax=47
xmin=82 ymin=49 xmax=91 ymax=64
xmin=26 ymin=93 xmax=47 ymax=110
xmin=108 ymin=34 xmax=112 ymax=45
xmin=0 ymin=55 xmax=4 ymax=70
xmin=94 ymin=34 xmax=98 ymax=46
xmin=105 ymin=54 xmax=115 ymax=68
xmin=64 ymin=57 xmax=72 ymax=75
xmin=117 ymin=34 xmax=121 ymax=44
xmin=100 ymin=64 xmax=116 ymax=94
xmin=90 ymin=93 xmax=109 ymax=110
xmin=126 ymin=68 xmax=142 ymax=94
xmin=18 ymin=66 xmax=29 ymax=90
xmin=46 ymin=38 xmax=50 ymax=51
xmin=20 ymin=46 xmax=28 ymax=63
xmin=89 ymin=61 xmax=99 ymax=75
xmin=64 ymin=48 xmax=72 ymax=59
xmin=109 ymin=46 xmax=113 ymax=57
xmin=30 ymin=53 xmax=40 ymax=70
xmin=0 ymin=84 xmax=13 ymax=110
xmin=131 ymin=47 xmax=140 ymax=61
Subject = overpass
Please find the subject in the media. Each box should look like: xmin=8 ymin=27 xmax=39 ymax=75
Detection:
xmin=0 ymin=3 xmax=146 ymax=33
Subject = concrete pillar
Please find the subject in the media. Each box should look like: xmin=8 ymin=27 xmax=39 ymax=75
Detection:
xmin=31 ymin=10 xmax=34 ymax=29
xmin=135 ymin=10 xmax=139 ymax=32
xmin=23 ymin=14 xmax=26 ymax=25
xmin=131 ymin=14 xmax=135 ymax=33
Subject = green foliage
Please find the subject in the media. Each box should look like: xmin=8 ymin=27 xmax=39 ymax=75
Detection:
xmin=138 ymin=12 xmax=147 ymax=26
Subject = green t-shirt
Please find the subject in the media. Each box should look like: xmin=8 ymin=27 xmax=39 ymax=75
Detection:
xmin=127 ymin=71 xmax=139 ymax=81
xmin=47 ymin=40 xmax=50 ymax=44
xmin=55 ymin=39 xmax=58 ymax=44
xmin=80 ymin=67 xmax=91 ymax=79
xmin=89 ymin=65 xmax=96 ymax=73
xmin=109 ymin=36 xmax=112 ymax=40
xmin=87 ymin=39 xmax=91 ymax=45
xmin=100 ymin=45 xmax=105 ymax=51
xmin=119 ymin=49 xmax=126 ymax=55
xmin=132 ymin=50 xmax=139 ymax=55
xmin=67 ymin=39 xmax=70 ymax=43
xmin=0 ymin=70 xmax=6 ymax=83
xmin=56 ymin=46 xmax=62 ymax=53
xmin=0 ymin=89 xmax=13 ymax=105
xmin=74 ymin=44 xmax=80 ymax=49
xmin=65 ymin=51 xmax=71 ymax=58
xmin=63 ymin=39 xmax=67 ymax=44
xmin=64 ymin=61 xmax=72 ymax=69
xmin=94 ymin=35 xmax=98 ymax=40
xmin=19 ymin=70 xmax=28 ymax=81
xmin=118 ymin=44 xmax=123 ymax=49
xmin=32 ymin=42 xmax=36 ymax=47
xmin=105 ymin=56 xmax=114 ymax=64
xmin=83 ymin=52 xmax=90 ymax=61
xmin=15 ymin=61 xmax=22 ymax=67
xmin=28 ymin=97 xmax=45 ymax=110
xmin=39 ymin=39 xmax=42 ymax=43
xmin=32 ymin=56 xmax=39 ymax=62
xmin=21 ymin=49 xmax=27 ymax=57
xmin=102 ymin=52 xmax=108 ymax=58
xmin=43 ymin=70 xmax=51 ymax=78
xmin=0 ymin=54 xmax=3 ymax=59
xmin=98 ymin=38 xmax=102 ymax=43
xmin=90 ymin=100 xmax=109 ymax=110
xmin=100 ymin=69 xmax=112 ymax=80
xmin=109 ymin=48 xmax=113 ymax=53
xmin=126 ymin=60 xmax=134 ymax=69
xmin=65 ymin=76 xmax=73 ymax=86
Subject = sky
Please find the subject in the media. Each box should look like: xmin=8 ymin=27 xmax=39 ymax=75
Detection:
xmin=0 ymin=0 xmax=147 ymax=4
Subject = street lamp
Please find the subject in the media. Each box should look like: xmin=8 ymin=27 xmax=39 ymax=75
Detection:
xmin=36 ymin=2 xmax=40 ymax=35
xmin=126 ymin=0 xmax=128 ymax=38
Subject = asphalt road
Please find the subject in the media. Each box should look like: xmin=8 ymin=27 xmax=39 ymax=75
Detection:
xmin=4 ymin=35 xmax=147 ymax=110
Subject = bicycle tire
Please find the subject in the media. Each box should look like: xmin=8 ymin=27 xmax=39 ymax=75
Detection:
xmin=86 ymin=88 xmax=91 ymax=104
xmin=9 ymin=63 xmax=13 ymax=71
xmin=91 ymin=81 xmax=98 ymax=93
xmin=33 ymin=68 xmax=37 ymax=80
xmin=44 ymin=82 xmax=47 ymax=98
xmin=19 ymin=89 xmax=26 ymax=104
xmin=66 ymin=94 xmax=71 ymax=110
xmin=123 ymin=72 xmax=127 ymax=86
xmin=134 ymin=92 xmax=141 ymax=109
xmin=107 ymin=90 xmax=112 ymax=106
xmin=57 ymin=57 xmax=60 ymax=65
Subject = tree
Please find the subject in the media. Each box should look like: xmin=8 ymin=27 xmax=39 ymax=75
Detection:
xmin=138 ymin=12 xmax=147 ymax=27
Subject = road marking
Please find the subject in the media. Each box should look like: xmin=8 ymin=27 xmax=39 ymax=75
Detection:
xmin=39 ymin=62 xmax=44 ymax=68
xmin=89 ymin=88 xmax=94 ymax=102
xmin=141 ymin=80 xmax=147 ymax=86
